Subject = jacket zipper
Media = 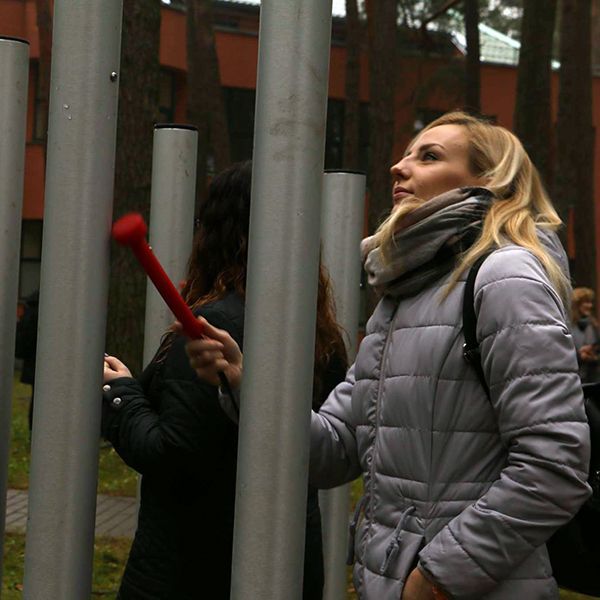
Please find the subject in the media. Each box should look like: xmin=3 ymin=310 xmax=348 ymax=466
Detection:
xmin=365 ymin=304 xmax=400 ymax=555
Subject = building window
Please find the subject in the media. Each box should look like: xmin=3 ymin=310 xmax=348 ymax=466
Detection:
xmin=222 ymin=88 xmax=370 ymax=171
xmin=224 ymin=87 xmax=256 ymax=163
xmin=325 ymin=100 xmax=370 ymax=172
xmin=159 ymin=69 xmax=176 ymax=123
xmin=325 ymin=99 xmax=344 ymax=169
xmin=19 ymin=220 xmax=43 ymax=300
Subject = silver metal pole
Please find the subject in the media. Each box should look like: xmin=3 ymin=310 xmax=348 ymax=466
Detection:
xmin=142 ymin=124 xmax=198 ymax=366
xmin=136 ymin=124 xmax=198 ymax=514
xmin=23 ymin=2 xmax=123 ymax=598
xmin=0 ymin=35 xmax=29 ymax=580
xmin=319 ymin=171 xmax=366 ymax=600
xmin=231 ymin=2 xmax=333 ymax=598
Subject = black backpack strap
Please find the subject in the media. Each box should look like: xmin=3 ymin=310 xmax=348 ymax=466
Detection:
xmin=463 ymin=252 xmax=494 ymax=398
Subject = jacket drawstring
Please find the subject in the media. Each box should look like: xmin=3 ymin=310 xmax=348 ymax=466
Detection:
xmin=379 ymin=505 xmax=416 ymax=575
xmin=346 ymin=495 xmax=367 ymax=566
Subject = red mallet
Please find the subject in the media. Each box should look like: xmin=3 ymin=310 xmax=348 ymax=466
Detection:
xmin=112 ymin=212 xmax=235 ymax=398
xmin=111 ymin=212 xmax=203 ymax=339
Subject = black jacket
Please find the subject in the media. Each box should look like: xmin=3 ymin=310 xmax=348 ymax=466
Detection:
xmin=15 ymin=290 xmax=39 ymax=385
xmin=102 ymin=292 xmax=346 ymax=599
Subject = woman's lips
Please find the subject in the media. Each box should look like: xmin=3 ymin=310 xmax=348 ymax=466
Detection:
xmin=393 ymin=188 xmax=412 ymax=204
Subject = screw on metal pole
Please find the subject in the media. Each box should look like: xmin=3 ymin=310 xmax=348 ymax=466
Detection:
xmin=142 ymin=124 xmax=198 ymax=367
xmin=23 ymin=2 xmax=123 ymax=598
xmin=0 ymin=35 xmax=29 ymax=582
xmin=230 ymin=2 xmax=333 ymax=599
xmin=319 ymin=171 xmax=366 ymax=600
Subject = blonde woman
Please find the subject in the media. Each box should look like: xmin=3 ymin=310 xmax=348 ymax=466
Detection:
xmin=186 ymin=112 xmax=591 ymax=600
xmin=571 ymin=286 xmax=600 ymax=383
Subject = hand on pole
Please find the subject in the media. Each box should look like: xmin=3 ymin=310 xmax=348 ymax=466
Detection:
xmin=182 ymin=317 xmax=243 ymax=389
xmin=103 ymin=355 xmax=132 ymax=382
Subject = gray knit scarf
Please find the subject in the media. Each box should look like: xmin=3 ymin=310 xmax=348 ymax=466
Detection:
xmin=363 ymin=187 xmax=494 ymax=298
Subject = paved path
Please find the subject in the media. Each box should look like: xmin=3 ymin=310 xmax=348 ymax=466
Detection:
xmin=5 ymin=488 xmax=137 ymax=538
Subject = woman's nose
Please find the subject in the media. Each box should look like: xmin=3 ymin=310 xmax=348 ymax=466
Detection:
xmin=390 ymin=159 xmax=409 ymax=180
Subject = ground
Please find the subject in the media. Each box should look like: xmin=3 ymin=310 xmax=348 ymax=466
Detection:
xmin=4 ymin=374 xmax=598 ymax=598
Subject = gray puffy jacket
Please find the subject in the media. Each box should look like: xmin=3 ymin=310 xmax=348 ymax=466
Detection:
xmin=310 ymin=235 xmax=591 ymax=599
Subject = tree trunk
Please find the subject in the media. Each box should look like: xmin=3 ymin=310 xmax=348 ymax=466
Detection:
xmin=592 ymin=0 xmax=600 ymax=73
xmin=463 ymin=0 xmax=481 ymax=114
xmin=186 ymin=0 xmax=231 ymax=209
xmin=555 ymin=0 xmax=595 ymax=288
xmin=34 ymin=0 xmax=52 ymax=147
xmin=365 ymin=0 xmax=398 ymax=234
xmin=343 ymin=0 xmax=361 ymax=171
xmin=514 ymin=0 xmax=556 ymax=187
xmin=186 ymin=0 xmax=209 ymax=208
xmin=105 ymin=0 xmax=161 ymax=374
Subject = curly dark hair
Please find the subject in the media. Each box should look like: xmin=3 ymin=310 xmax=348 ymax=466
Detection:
xmin=175 ymin=160 xmax=348 ymax=402
xmin=180 ymin=161 xmax=252 ymax=308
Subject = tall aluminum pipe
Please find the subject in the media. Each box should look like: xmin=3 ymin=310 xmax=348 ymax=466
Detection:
xmin=23 ymin=2 xmax=123 ymax=598
xmin=0 ymin=35 xmax=29 ymax=580
xmin=142 ymin=124 xmax=198 ymax=367
xmin=231 ymin=1 xmax=333 ymax=598
xmin=319 ymin=171 xmax=366 ymax=600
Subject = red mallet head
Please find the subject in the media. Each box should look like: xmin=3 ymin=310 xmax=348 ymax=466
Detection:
xmin=112 ymin=212 xmax=148 ymax=246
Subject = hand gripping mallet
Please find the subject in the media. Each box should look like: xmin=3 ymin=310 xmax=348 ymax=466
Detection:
xmin=111 ymin=212 xmax=234 ymax=397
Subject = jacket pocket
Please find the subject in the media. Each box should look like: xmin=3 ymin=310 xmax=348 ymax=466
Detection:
xmin=379 ymin=506 xmax=424 ymax=582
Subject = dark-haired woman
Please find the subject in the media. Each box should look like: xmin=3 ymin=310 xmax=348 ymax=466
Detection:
xmin=102 ymin=160 xmax=348 ymax=599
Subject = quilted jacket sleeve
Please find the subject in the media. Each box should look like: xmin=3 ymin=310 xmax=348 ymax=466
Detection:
xmin=419 ymin=246 xmax=591 ymax=599
xmin=101 ymin=306 xmax=240 ymax=479
xmin=309 ymin=362 xmax=362 ymax=488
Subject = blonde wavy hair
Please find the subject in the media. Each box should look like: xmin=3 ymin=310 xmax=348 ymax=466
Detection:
xmin=373 ymin=111 xmax=568 ymax=300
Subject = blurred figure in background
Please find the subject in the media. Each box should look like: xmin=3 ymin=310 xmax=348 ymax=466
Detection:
xmin=15 ymin=289 xmax=39 ymax=432
xmin=571 ymin=287 xmax=600 ymax=383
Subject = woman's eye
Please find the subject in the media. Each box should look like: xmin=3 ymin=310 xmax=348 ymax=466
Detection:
xmin=423 ymin=151 xmax=438 ymax=161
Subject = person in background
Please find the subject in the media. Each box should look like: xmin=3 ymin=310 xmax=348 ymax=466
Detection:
xmin=15 ymin=289 xmax=39 ymax=432
xmin=185 ymin=112 xmax=591 ymax=600
xmin=570 ymin=286 xmax=600 ymax=383
xmin=102 ymin=161 xmax=347 ymax=600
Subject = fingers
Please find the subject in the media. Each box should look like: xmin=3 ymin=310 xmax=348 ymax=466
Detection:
xmin=188 ymin=347 xmax=225 ymax=371
xmin=186 ymin=338 xmax=224 ymax=358
xmin=103 ymin=354 xmax=132 ymax=381
xmin=197 ymin=317 xmax=231 ymax=345
xmin=185 ymin=338 xmax=228 ymax=386
xmin=104 ymin=355 xmax=127 ymax=371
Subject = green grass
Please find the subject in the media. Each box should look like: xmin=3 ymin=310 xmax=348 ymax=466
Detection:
xmin=6 ymin=374 xmax=135 ymax=597
xmin=10 ymin=373 xmax=137 ymax=496
xmin=2 ymin=533 xmax=131 ymax=599
xmin=8 ymin=380 xmax=32 ymax=490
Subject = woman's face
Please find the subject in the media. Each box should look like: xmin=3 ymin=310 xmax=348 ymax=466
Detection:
xmin=579 ymin=299 xmax=594 ymax=318
xmin=390 ymin=124 xmax=484 ymax=206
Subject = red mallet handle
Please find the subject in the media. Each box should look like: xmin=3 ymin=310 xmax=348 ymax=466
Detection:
xmin=112 ymin=213 xmax=203 ymax=339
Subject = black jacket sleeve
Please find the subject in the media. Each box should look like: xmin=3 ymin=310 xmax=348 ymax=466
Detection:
xmin=101 ymin=305 xmax=242 ymax=479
